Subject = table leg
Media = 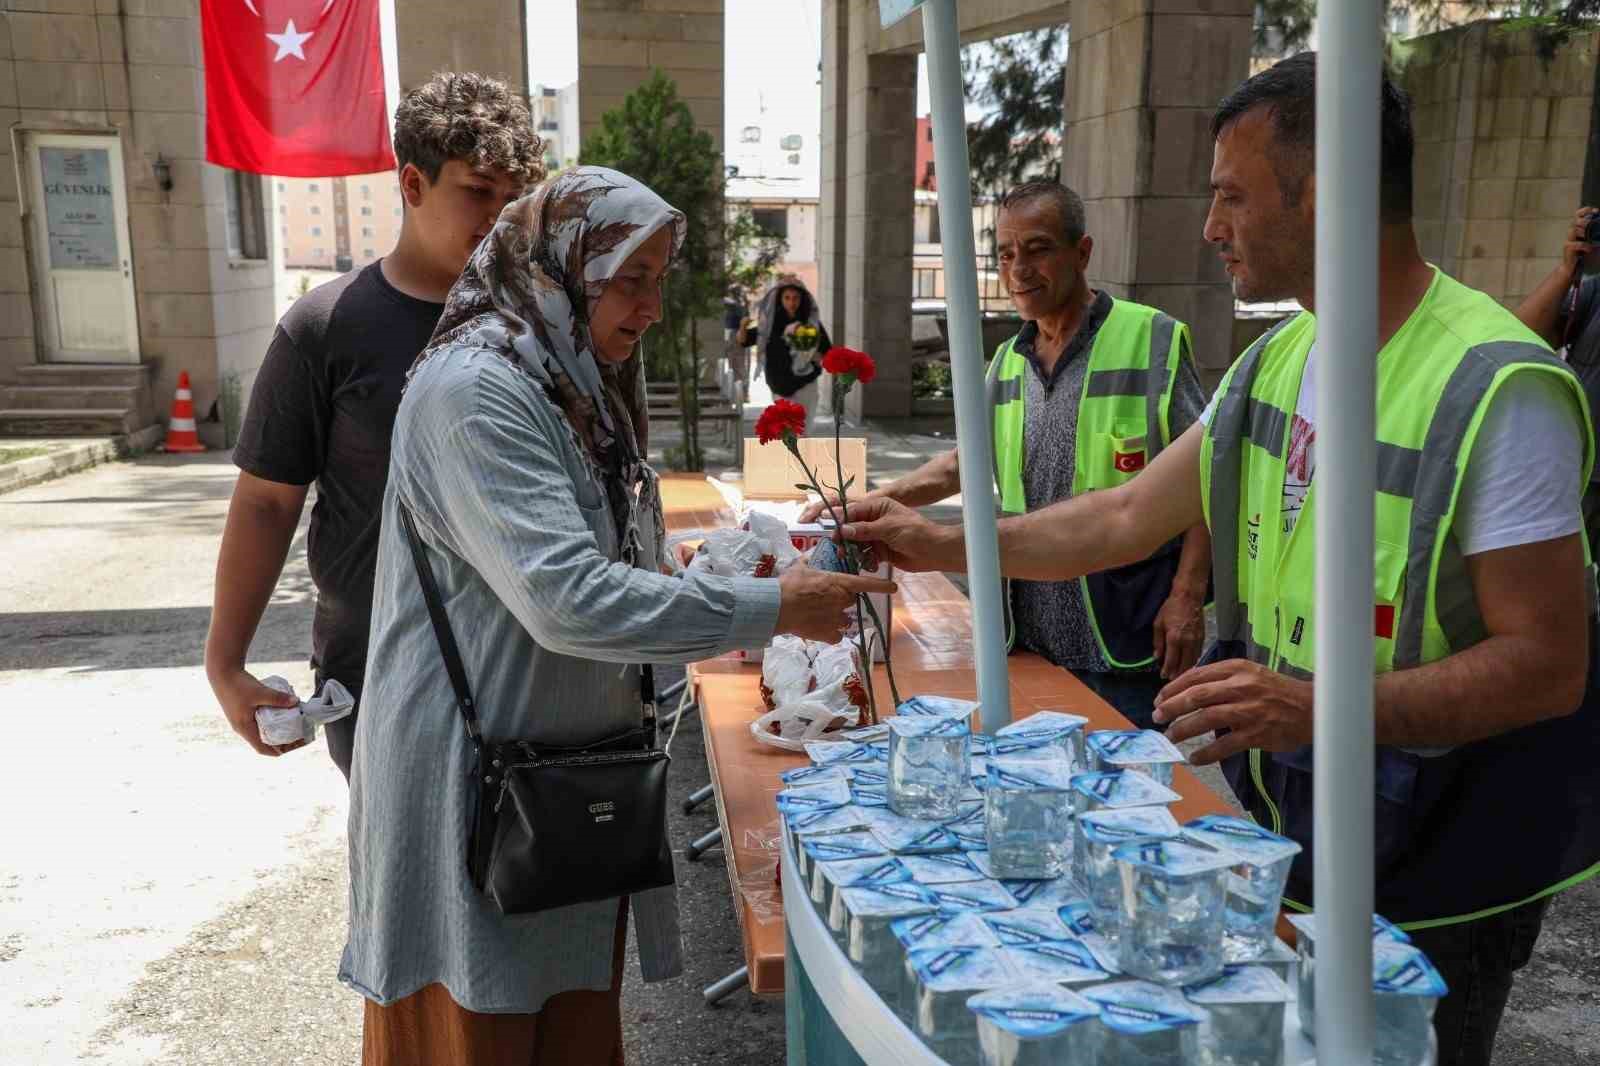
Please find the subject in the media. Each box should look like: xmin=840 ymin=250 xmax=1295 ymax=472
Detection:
xmin=683 ymin=782 xmax=716 ymax=814
xmin=686 ymin=826 xmax=723 ymax=861
xmin=702 ymin=965 xmax=749 ymax=1005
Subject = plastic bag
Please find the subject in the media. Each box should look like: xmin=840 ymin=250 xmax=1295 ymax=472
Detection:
xmin=750 ymin=698 xmax=861 ymax=751
xmin=761 ymin=635 xmax=816 ymax=710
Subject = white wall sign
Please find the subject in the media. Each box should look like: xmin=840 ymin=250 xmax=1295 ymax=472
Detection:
xmin=40 ymin=147 xmax=119 ymax=271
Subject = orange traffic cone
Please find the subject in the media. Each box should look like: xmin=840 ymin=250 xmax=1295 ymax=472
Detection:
xmin=161 ymin=370 xmax=206 ymax=453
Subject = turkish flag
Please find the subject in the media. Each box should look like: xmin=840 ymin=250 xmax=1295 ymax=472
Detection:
xmin=202 ymin=0 xmax=394 ymax=176
xmin=1113 ymin=449 xmax=1146 ymax=473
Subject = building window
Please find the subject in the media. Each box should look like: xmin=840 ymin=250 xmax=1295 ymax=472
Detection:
xmin=224 ymin=170 xmax=267 ymax=259
xmin=308 ymin=182 xmax=320 ymax=192
xmin=927 ymin=125 xmax=934 ymax=142
xmin=360 ymin=205 xmax=372 ymax=216
xmin=312 ymin=246 xmax=324 ymax=257
xmin=361 ymin=226 xmax=374 ymax=237
xmin=309 ymin=204 xmax=321 ymax=215
xmin=361 ymin=184 xmax=370 ymax=198
xmin=779 ymin=134 xmax=803 ymax=151
xmin=787 ymin=153 xmax=801 ymax=166
xmin=740 ymin=125 xmax=761 ymax=144
xmin=752 ymin=208 xmax=787 ymax=239
xmin=311 ymin=225 xmax=322 ymax=236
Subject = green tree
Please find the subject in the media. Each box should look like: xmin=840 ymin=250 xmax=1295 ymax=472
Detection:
xmin=962 ymin=28 xmax=1064 ymax=227
xmin=582 ymin=70 xmax=787 ymax=470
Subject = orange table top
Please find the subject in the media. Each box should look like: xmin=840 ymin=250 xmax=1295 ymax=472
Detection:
xmin=660 ymin=474 xmax=1246 ymax=997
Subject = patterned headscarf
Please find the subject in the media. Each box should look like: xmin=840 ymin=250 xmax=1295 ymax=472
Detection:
xmin=752 ymin=273 xmax=824 ymax=359
xmin=412 ymin=166 xmax=687 ymax=569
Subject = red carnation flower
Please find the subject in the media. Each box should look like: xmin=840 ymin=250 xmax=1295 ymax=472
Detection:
xmin=755 ymin=398 xmax=808 ymax=444
xmin=821 ymin=346 xmax=876 ymax=384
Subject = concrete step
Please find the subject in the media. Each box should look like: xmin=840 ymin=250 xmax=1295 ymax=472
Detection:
xmin=15 ymin=363 xmax=154 ymax=389
xmin=0 ymin=408 xmax=141 ymax=436
xmin=2 ymin=384 xmax=143 ymax=411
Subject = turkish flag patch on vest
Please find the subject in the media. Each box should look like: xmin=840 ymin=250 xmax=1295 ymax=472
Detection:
xmin=1375 ymin=603 xmax=1396 ymax=639
xmin=1114 ymin=448 xmax=1146 ymax=473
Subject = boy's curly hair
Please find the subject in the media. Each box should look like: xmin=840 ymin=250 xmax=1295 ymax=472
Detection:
xmin=392 ymin=72 xmax=544 ymax=185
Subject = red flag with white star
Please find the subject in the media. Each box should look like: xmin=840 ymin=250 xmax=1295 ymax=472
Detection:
xmin=202 ymin=0 xmax=394 ymax=176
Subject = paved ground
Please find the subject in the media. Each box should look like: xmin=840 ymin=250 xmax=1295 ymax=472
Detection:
xmin=1 ymin=425 xmax=1595 ymax=1064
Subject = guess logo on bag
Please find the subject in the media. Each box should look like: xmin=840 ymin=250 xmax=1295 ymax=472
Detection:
xmin=589 ymin=800 xmax=616 ymax=823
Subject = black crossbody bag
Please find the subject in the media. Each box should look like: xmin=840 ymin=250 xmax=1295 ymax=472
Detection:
xmin=399 ymin=504 xmax=676 ymax=916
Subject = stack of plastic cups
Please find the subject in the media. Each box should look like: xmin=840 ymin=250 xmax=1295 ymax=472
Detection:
xmin=1184 ymin=965 xmax=1292 ymax=1066
xmin=983 ymin=754 xmax=1076 ymax=879
xmin=1074 ymin=805 xmax=1181 ymax=946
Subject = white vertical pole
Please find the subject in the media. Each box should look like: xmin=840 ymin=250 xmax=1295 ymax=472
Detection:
xmin=1314 ymin=2 xmax=1380 ymax=1061
xmin=921 ymin=0 xmax=1011 ymax=734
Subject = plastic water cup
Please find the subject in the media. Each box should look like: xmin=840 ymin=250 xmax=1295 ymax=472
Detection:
xmin=906 ymin=946 xmax=1019 ymax=1066
xmin=1086 ymin=729 xmax=1187 ymax=786
xmin=888 ymin=715 xmax=972 ymax=820
xmin=840 ymin=882 xmax=937 ymax=998
xmin=1083 ymin=980 xmax=1208 ymax=1064
xmin=812 ymin=856 xmax=911 ymax=944
xmin=1113 ymin=839 xmax=1234 ymax=987
xmin=1075 ymin=806 xmax=1182 ymax=947
xmin=983 ymin=754 xmax=1076 ymax=879
xmin=1181 ymin=815 xmax=1304 ymax=963
xmin=1184 ymin=965 xmax=1291 ymax=1066
xmin=968 ymin=982 xmax=1100 ymax=1066
xmin=1069 ymin=769 xmax=1181 ymax=816
xmin=889 ymin=912 xmax=1001 ymax=1021
xmin=996 ymin=709 xmax=1091 ymax=769
xmin=1287 ymin=912 xmax=1412 ymax=1043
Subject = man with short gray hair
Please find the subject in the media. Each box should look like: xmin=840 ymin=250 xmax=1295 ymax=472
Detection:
xmin=807 ymin=180 xmax=1212 ymax=725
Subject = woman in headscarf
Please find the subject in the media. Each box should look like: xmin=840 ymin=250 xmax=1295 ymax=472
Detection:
xmin=739 ymin=274 xmax=832 ymax=429
xmin=342 ymin=167 xmax=891 ymax=1066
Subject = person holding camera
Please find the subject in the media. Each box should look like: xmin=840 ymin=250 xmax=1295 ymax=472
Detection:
xmin=1516 ymin=206 xmax=1599 ymax=548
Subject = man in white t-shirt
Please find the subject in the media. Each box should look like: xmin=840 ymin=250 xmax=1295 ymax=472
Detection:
xmin=837 ymin=52 xmax=1598 ymax=1066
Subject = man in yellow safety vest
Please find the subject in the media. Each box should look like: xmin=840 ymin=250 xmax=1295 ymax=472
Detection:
xmin=806 ymin=181 xmax=1213 ymax=727
xmin=837 ymin=53 xmax=1600 ymax=1066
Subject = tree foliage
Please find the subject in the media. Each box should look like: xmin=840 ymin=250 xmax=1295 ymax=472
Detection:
xmin=961 ymin=28 xmax=1064 ymax=205
xmin=1256 ymin=1 xmax=1599 ymax=58
xmin=580 ymin=70 xmax=784 ymax=470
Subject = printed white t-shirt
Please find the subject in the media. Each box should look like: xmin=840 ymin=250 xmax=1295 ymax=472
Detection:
xmin=1199 ymin=342 xmax=1586 ymax=555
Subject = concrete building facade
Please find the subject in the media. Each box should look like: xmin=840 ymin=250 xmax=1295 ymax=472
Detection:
xmin=1404 ymin=22 xmax=1597 ymax=310
xmin=275 ymin=173 xmax=403 ymax=271
xmin=0 ymin=0 xmax=278 ymax=446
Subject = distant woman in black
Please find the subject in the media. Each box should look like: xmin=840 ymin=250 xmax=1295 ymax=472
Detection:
xmin=740 ymin=275 xmax=831 ymax=431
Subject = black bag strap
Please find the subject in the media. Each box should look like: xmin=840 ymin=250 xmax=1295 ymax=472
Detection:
xmin=398 ymin=501 xmax=657 ymax=750
xmin=399 ymin=502 xmax=484 ymax=749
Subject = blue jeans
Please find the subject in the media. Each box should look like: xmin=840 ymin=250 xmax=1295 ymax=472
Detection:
xmin=1076 ymin=670 xmax=1166 ymax=731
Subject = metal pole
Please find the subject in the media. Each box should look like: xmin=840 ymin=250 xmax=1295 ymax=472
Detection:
xmin=1314 ymin=2 xmax=1380 ymax=1060
xmin=921 ymin=0 xmax=1012 ymax=735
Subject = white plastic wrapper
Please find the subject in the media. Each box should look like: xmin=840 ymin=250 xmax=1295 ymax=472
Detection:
xmin=742 ymin=510 xmax=802 ymax=571
xmin=762 ymin=635 xmax=817 ymax=709
xmin=253 ymin=676 xmax=355 ymax=747
xmin=750 ymin=698 xmax=861 ymax=751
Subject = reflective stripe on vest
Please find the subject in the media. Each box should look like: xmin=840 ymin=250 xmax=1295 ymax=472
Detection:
xmin=1201 ymin=270 xmax=1600 ymax=929
xmin=987 ymin=298 xmax=1190 ymax=664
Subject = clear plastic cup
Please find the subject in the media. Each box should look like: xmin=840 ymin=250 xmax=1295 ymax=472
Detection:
xmin=1086 ymin=729 xmax=1187 ymax=786
xmin=1113 ymin=839 xmax=1234 ymax=987
xmin=1181 ymin=814 xmax=1304 ymax=963
xmin=889 ymin=912 xmax=1001 ymax=1022
xmin=1075 ymin=806 xmax=1182 ymax=946
xmin=996 ymin=709 xmax=1091 ymax=770
xmin=1083 ymin=979 xmax=1208 ymax=1063
xmin=1287 ymin=911 xmax=1412 ymax=1043
xmin=906 ymin=946 xmax=1019 ymax=1066
xmin=839 ymin=881 xmax=937 ymax=998
xmin=983 ymin=754 xmax=1076 ymax=878
xmin=888 ymin=714 xmax=972 ymax=820
xmin=968 ymin=982 xmax=1100 ymax=1066
xmin=1068 ymin=769 xmax=1180 ymax=816
xmin=1184 ymin=964 xmax=1291 ymax=1066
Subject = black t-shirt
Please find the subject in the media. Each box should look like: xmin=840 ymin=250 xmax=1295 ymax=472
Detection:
xmin=232 ymin=262 xmax=444 ymax=690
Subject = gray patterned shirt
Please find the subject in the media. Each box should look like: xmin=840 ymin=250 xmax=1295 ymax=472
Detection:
xmin=1010 ymin=292 xmax=1208 ymax=674
xmin=340 ymin=345 xmax=782 ymax=1012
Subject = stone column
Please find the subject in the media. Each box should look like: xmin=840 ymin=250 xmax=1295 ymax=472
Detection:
xmin=1062 ymin=0 xmax=1252 ymax=380
xmin=576 ymin=0 xmax=724 ymax=154
xmin=840 ymin=1 xmax=917 ymax=420
xmin=394 ymin=0 xmax=525 ymax=94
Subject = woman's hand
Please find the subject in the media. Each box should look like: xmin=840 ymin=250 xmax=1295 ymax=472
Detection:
xmin=776 ymin=565 xmax=897 ymax=642
xmin=784 ymin=322 xmax=800 ymax=337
